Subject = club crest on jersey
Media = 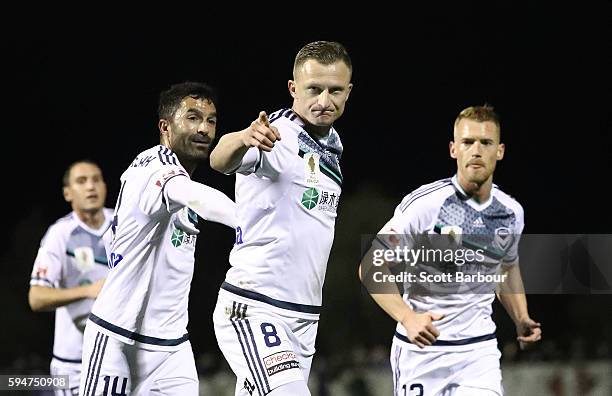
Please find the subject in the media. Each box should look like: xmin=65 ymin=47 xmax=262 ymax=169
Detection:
xmin=74 ymin=246 xmax=95 ymax=272
xmin=171 ymin=228 xmax=196 ymax=248
xmin=303 ymin=152 xmax=321 ymax=186
xmin=493 ymin=227 xmax=513 ymax=251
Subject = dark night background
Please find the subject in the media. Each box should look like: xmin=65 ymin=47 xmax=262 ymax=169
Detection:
xmin=1 ymin=2 xmax=611 ymax=391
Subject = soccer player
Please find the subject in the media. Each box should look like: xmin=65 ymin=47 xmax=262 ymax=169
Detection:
xmin=359 ymin=105 xmax=542 ymax=396
xmin=29 ymin=160 xmax=111 ymax=395
xmin=78 ymin=82 xmax=237 ymax=396
xmin=209 ymin=41 xmax=353 ymax=396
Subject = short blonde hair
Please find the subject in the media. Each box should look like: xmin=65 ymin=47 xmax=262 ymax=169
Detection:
xmin=454 ymin=104 xmax=501 ymax=136
xmin=293 ymin=41 xmax=352 ymax=76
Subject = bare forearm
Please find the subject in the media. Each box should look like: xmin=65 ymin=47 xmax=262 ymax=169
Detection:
xmin=359 ymin=249 xmax=413 ymax=323
xmin=209 ymin=131 xmax=249 ymax=174
xmin=497 ymin=264 xmax=529 ymax=323
xmin=29 ymin=285 xmax=91 ymax=312
xmin=370 ymin=292 xmax=414 ymax=323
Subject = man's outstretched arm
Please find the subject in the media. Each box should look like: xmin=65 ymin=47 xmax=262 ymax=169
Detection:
xmin=164 ymin=177 xmax=238 ymax=229
xmin=210 ymin=111 xmax=281 ymax=174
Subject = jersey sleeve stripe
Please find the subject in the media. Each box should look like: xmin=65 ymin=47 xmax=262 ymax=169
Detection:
xmin=160 ymin=173 xmax=189 ymax=194
xmin=400 ymin=182 xmax=452 ymax=213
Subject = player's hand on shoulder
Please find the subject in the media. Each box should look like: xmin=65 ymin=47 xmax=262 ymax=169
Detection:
xmin=87 ymin=279 xmax=105 ymax=299
xmin=241 ymin=111 xmax=281 ymax=152
xmin=401 ymin=311 xmax=444 ymax=349
xmin=516 ymin=317 xmax=542 ymax=350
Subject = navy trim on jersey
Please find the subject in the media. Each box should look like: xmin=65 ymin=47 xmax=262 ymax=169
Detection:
xmin=394 ymin=331 xmax=496 ymax=346
xmin=399 ymin=180 xmax=452 ymax=213
xmin=158 ymin=146 xmax=168 ymax=165
xmin=65 ymin=249 xmax=108 ymax=266
xmin=392 ymin=344 xmax=402 ymax=395
xmin=254 ymin=151 xmax=263 ymax=173
xmin=52 ymin=354 xmax=82 ymax=364
xmin=89 ymin=314 xmax=189 ymax=346
xmin=160 ymin=173 xmax=189 ymax=193
xmin=164 ymin=147 xmax=178 ymax=165
xmin=298 ymin=149 xmax=343 ymax=186
xmin=268 ymin=108 xmax=286 ymax=124
xmin=31 ymin=277 xmax=54 ymax=287
xmin=157 ymin=145 xmax=179 ymax=166
xmin=222 ymin=282 xmax=321 ymax=314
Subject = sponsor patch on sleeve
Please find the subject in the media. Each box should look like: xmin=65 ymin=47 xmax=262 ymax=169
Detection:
xmin=155 ymin=169 xmax=188 ymax=187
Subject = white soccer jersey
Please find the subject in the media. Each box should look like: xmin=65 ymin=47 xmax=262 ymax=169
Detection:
xmin=221 ymin=108 xmax=343 ymax=320
xmin=376 ymin=175 xmax=524 ymax=351
xmin=30 ymin=209 xmax=112 ymax=362
xmin=89 ymin=145 xmax=199 ymax=351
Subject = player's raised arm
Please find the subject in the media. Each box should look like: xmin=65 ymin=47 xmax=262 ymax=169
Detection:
xmin=163 ymin=176 xmax=238 ymax=229
xmin=209 ymin=111 xmax=281 ymax=174
xmin=359 ymin=245 xmax=444 ymax=349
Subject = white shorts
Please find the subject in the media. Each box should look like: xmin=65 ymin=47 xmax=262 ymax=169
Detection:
xmin=213 ymin=292 xmax=318 ymax=395
xmin=50 ymin=358 xmax=80 ymax=395
xmin=391 ymin=335 xmax=503 ymax=396
xmin=78 ymin=325 xmax=198 ymax=396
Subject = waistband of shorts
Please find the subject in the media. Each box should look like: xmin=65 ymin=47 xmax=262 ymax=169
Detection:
xmin=220 ymin=281 xmax=321 ymax=315
xmin=88 ymin=313 xmax=189 ymax=347
xmin=394 ymin=331 xmax=497 ymax=346
xmin=52 ymin=354 xmax=82 ymax=364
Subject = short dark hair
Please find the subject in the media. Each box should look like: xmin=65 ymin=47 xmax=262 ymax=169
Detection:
xmin=293 ymin=41 xmax=352 ymax=75
xmin=63 ymin=160 xmax=101 ymax=187
xmin=158 ymin=81 xmax=218 ymax=121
